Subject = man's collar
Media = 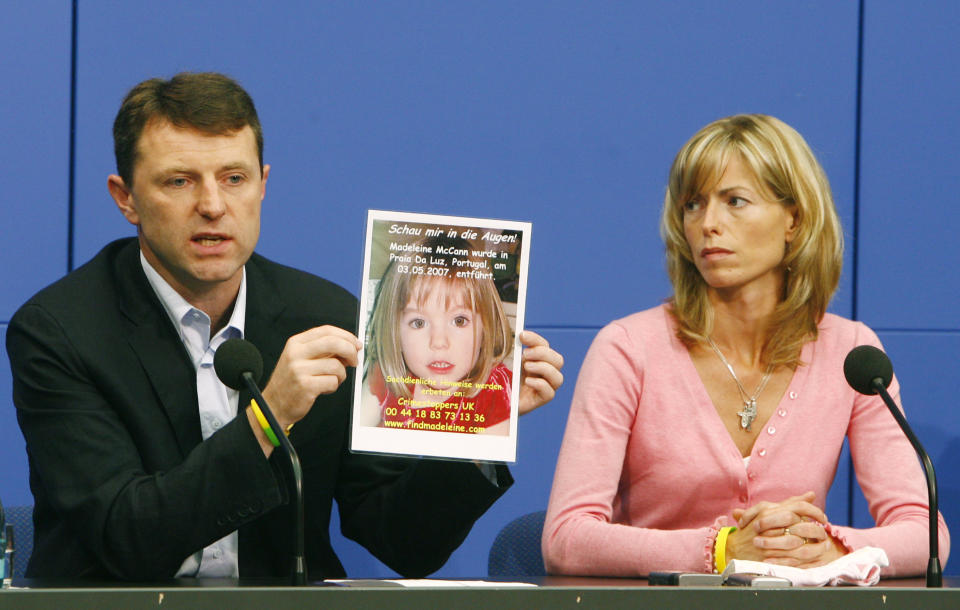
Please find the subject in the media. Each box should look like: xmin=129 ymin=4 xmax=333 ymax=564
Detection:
xmin=138 ymin=250 xmax=247 ymax=338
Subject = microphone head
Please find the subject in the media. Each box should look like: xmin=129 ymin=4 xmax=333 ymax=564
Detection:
xmin=214 ymin=338 xmax=263 ymax=390
xmin=843 ymin=345 xmax=893 ymax=395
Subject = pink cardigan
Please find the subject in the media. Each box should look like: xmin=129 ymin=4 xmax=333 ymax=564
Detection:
xmin=543 ymin=305 xmax=949 ymax=577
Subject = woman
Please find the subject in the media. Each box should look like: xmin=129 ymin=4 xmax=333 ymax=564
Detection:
xmin=542 ymin=114 xmax=949 ymax=577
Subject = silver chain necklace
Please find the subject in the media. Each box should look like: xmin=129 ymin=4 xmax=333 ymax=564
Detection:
xmin=707 ymin=337 xmax=773 ymax=431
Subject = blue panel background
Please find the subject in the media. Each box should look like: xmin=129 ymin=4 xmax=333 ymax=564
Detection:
xmin=857 ymin=1 xmax=960 ymax=329
xmin=0 ymin=1 xmax=71 ymax=321
xmin=1 ymin=0 xmax=956 ymax=578
xmin=70 ymin=1 xmax=858 ymax=327
xmin=850 ymin=0 xmax=960 ymax=571
xmin=0 ymin=0 xmax=72 ymax=507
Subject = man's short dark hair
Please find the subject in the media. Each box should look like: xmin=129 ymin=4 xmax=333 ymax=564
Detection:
xmin=113 ymin=72 xmax=264 ymax=186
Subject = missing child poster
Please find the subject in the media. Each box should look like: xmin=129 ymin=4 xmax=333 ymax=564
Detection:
xmin=351 ymin=210 xmax=531 ymax=462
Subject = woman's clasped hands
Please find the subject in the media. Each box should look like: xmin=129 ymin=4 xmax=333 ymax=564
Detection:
xmin=727 ymin=491 xmax=847 ymax=568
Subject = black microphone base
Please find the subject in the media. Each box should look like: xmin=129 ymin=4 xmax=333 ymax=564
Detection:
xmin=927 ymin=558 xmax=942 ymax=588
xmin=292 ymin=556 xmax=307 ymax=586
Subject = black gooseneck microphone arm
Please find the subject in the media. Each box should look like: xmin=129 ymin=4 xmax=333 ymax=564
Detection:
xmin=844 ymin=344 xmax=941 ymax=587
xmin=240 ymin=372 xmax=307 ymax=586
xmin=868 ymin=376 xmax=941 ymax=588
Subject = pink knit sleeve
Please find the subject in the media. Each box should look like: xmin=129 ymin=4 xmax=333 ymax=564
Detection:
xmin=702 ymin=516 xmax=730 ymax=573
xmin=542 ymin=320 xmax=731 ymax=575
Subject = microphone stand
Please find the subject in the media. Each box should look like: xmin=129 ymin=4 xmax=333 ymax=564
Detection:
xmin=242 ymin=372 xmax=307 ymax=586
xmin=871 ymin=377 xmax=942 ymax=588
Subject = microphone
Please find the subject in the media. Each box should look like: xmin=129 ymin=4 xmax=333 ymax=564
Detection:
xmin=215 ymin=338 xmax=307 ymax=586
xmin=843 ymin=345 xmax=941 ymax=587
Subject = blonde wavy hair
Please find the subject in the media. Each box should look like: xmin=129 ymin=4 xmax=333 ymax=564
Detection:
xmin=660 ymin=114 xmax=843 ymax=369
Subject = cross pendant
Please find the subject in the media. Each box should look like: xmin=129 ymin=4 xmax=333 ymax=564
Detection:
xmin=738 ymin=399 xmax=758 ymax=431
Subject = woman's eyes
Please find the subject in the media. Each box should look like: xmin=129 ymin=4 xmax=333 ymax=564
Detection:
xmin=683 ymin=196 xmax=749 ymax=212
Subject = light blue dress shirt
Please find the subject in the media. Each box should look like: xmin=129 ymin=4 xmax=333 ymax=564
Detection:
xmin=139 ymin=252 xmax=246 ymax=578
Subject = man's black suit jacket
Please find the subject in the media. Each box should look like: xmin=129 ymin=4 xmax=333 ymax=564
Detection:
xmin=7 ymin=238 xmax=510 ymax=580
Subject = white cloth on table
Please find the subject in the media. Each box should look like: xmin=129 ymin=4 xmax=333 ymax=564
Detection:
xmin=722 ymin=546 xmax=889 ymax=586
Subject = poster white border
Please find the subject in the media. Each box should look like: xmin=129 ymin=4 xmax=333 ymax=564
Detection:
xmin=350 ymin=210 xmax=531 ymax=462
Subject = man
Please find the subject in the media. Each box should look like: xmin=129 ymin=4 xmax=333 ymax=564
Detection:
xmin=7 ymin=72 xmax=563 ymax=580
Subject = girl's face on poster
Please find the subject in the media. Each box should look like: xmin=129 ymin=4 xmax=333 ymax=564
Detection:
xmin=399 ymin=283 xmax=481 ymax=390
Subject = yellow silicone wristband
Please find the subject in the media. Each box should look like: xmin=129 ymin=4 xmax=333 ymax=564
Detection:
xmin=714 ymin=526 xmax=736 ymax=573
xmin=250 ymin=399 xmax=280 ymax=447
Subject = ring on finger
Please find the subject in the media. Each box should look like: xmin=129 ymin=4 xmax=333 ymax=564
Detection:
xmin=784 ymin=527 xmax=808 ymax=544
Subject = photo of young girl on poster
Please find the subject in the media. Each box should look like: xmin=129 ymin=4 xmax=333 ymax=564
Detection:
xmin=365 ymin=233 xmax=514 ymax=435
xmin=351 ymin=210 xmax=531 ymax=462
